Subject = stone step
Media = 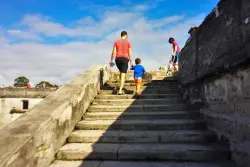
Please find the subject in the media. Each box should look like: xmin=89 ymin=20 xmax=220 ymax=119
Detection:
xmin=102 ymin=87 xmax=180 ymax=92
xmin=155 ymin=76 xmax=175 ymax=80
xmin=95 ymin=94 xmax=182 ymax=99
xmin=83 ymin=111 xmax=199 ymax=120
xmin=75 ymin=119 xmax=206 ymax=130
xmin=67 ymin=130 xmax=216 ymax=143
xmin=99 ymin=90 xmax=181 ymax=95
xmin=102 ymin=86 xmax=181 ymax=93
xmin=110 ymin=75 xmax=177 ymax=81
xmin=106 ymin=81 xmax=178 ymax=86
xmin=103 ymin=85 xmax=178 ymax=90
xmin=56 ymin=143 xmax=230 ymax=161
xmin=51 ymin=160 xmax=236 ymax=167
xmin=111 ymin=70 xmax=168 ymax=75
xmin=91 ymin=99 xmax=185 ymax=106
xmin=105 ymin=82 xmax=179 ymax=87
xmin=88 ymin=104 xmax=189 ymax=112
xmin=107 ymin=79 xmax=178 ymax=84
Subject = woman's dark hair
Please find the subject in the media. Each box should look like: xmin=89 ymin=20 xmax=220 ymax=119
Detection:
xmin=169 ymin=37 xmax=175 ymax=44
xmin=121 ymin=31 xmax=128 ymax=37
xmin=135 ymin=58 xmax=141 ymax=64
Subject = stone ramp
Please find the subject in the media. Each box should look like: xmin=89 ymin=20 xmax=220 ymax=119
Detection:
xmin=50 ymin=79 xmax=236 ymax=166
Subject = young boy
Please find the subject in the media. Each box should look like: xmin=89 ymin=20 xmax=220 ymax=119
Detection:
xmin=131 ymin=58 xmax=146 ymax=95
xmin=169 ymin=37 xmax=181 ymax=72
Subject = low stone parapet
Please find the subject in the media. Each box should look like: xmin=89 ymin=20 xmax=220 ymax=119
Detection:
xmin=0 ymin=88 xmax=57 ymax=98
xmin=0 ymin=65 xmax=110 ymax=167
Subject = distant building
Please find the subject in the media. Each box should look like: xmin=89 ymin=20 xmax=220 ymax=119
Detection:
xmin=0 ymin=88 xmax=57 ymax=128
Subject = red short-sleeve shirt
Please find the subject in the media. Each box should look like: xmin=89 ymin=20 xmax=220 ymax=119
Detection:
xmin=114 ymin=39 xmax=131 ymax=58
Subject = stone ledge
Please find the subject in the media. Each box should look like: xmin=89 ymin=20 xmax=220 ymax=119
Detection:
xmin=0 ymin=88 xmax=57 ymax=98
xmin=0 ymin=65 xmax=110 ymax=167
xmin=9 ymin=108 xmax=28 ymax=114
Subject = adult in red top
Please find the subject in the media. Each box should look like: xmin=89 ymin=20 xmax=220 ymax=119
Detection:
xmin=110 ymin=31 xmax=133 ymax=95
xmin=114 ymin=39 xmax=131 ymax=58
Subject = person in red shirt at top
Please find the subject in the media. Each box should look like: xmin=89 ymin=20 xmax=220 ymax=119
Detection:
xmin=26 ymin=82 xmax=31 ymax=88
xmin=109 ymin=31 xmax=133 ymax=95
xmin=169 ymin=37 xmax=181 ymax=72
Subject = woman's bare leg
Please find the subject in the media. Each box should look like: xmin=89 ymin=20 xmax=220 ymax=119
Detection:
xmin=119 ymin=73 xmax=126 ymax=94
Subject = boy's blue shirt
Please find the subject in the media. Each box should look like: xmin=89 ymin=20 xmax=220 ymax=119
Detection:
xmin=131 ymin=64 xmax=146 ymax=78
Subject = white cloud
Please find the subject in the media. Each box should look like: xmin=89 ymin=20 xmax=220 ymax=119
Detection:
xmin=152 ymin=15 xmax=185 ymax=27
xmin=0 ymin=28 xmax=8 ymax=44
xmin=0 ymin=36 xmax=8 ymax=44
xmin=76 ymin=16 xmax=97 ymax=26
xmin=20 ymin=13 xmax=139 ymax=38
xmin=0 ymin=9 xmax=205 ymax=85
xmin=21 ymin=15 xmax=83 ymax=37
xmin=19 ymin=12 xmax=185 ymax=40
xmin=7 ymin=29 xmax=40 ymax=40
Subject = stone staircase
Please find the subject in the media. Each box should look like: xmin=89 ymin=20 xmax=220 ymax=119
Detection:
xmin=51 ymin=78 xmax=236 ymax=167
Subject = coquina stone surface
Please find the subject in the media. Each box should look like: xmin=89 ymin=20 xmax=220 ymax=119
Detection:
xmin=178 ymin=0 xmax=250 ymax=166
xmin=0 ymin=65 xmax=111 ymax=167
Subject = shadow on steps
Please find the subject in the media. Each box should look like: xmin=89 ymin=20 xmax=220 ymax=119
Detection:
xmin=50 ymin=77 xmax=238 ymax=167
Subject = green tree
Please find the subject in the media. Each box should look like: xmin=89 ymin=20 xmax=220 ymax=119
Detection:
xmin=36 ymin=81 xmax=54 ymax=88
xmin=14 ymin=76 xmax=29 ymax=87
xmin=53 ymin=84 xmax=59 ymax=88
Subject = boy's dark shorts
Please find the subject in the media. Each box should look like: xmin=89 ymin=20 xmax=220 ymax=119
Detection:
xmin=115 ymin=57 xmax=129 ymax=73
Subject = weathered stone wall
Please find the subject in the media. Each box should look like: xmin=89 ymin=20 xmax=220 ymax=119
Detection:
xmin=0 ymin=88 xmax=57 ymax=98
xmin=182 ymin=65 xmax=250 ymax=167
xmin=178 ymin=37 xmax=197 ymax=84
xmin=179 ymin=0 xmax=250 ymax=82
xmin=179 ymin=0 xmax=250 ymax=167
xmin=0 ymin=65 xmax=110 ymax=167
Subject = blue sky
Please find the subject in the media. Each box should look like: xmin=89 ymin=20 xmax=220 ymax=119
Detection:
xmin=0 ymin=0 xmax=220 ymax=85
xmin=1 ymin=0 xmax=219 ymax=28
